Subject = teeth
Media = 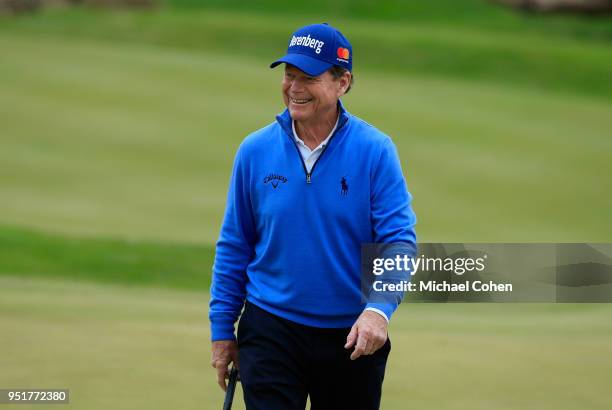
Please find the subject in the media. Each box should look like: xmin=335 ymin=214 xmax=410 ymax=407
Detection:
xmin=291 ymin=97 xmax=311 ymax=104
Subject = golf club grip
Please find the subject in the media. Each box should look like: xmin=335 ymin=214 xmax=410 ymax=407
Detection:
xmin=222 ymin=367 xmax=239 ymax=410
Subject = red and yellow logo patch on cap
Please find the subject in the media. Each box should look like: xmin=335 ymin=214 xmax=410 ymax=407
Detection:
xmin=337 ymin=47 xmax=350 ymax=60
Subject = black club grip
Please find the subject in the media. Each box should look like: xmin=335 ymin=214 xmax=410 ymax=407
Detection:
xmin=222 ymin=367 xmax=239 ymax=410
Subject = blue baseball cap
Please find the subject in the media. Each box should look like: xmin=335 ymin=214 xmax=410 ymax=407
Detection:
xmin=270 ymin=23 xmax=352 ymax=77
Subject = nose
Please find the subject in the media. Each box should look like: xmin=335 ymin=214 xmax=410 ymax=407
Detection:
xmin=289 ymin=77 xmax=305 ymax=93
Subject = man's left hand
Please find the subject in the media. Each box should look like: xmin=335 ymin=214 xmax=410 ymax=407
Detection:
xmin=344 ymin=310 xmax=388 ymax=360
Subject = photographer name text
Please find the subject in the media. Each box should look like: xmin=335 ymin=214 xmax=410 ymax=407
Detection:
xmin=373 ymin=280 xmax=513 ymax=293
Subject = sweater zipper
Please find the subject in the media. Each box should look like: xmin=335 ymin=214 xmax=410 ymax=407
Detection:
xmin=290 ymin=129 xmax=338 ymax=184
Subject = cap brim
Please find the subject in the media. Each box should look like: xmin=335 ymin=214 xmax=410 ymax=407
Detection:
xmin=270 ymin=53 xmax=333 ymax=77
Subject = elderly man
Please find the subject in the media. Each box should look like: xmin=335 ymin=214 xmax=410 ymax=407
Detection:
xmin=210 ymin=23 xmax=416 ymax=410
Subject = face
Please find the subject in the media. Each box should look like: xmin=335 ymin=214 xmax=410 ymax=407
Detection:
xmin=282 ymin=64 xmax=350 ymax=124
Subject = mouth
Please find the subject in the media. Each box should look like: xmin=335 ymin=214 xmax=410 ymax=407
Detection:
xmin=289 ymin=97 xmax=313 ymax=105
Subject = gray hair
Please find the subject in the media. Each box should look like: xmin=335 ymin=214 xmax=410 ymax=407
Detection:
xmin=329 ymin=66 xmax=354 ymax=94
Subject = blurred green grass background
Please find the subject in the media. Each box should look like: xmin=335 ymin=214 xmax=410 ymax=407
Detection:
xmin=1 ymin=1 xmax=611 ymax=409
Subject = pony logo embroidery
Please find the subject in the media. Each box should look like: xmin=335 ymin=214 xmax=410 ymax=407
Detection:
xmin=340 ymin=177 xmax=349 ymax=196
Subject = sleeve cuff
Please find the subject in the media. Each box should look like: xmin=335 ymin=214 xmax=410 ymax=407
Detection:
xmin=210 ymin=321 xmax=237 ymax=342
xmin=365 ymin=302 xmax=397 ymax=322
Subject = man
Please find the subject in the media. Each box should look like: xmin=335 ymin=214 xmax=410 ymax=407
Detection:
xmin=210 ymin=23 xmax=416 ymax=410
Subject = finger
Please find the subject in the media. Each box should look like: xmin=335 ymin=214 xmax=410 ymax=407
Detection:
xmin=350 ymin=332 xmax=368 ymax=360
xmin=370 ymin=333 xmax=386 ymax=354
xmin=364 ymin=337 xmax=375 ymax=355
xmin=371 ymin=335 xmax=386 ymax=354
xmin=232 ymin=353 xmax=240 ymax=371
xmin=216 ymin=366 xmax=228 ymax=391
xmin=364 ymin=332 xmax=378 ymax=355
xmin=344 ymin=325 xmax=358 ymax=349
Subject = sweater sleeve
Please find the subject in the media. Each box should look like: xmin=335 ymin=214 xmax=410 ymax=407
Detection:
xmin=365 ymin=138 xmax=417 ymax=321
xmin=209 ymin=145 xmax=256 ymax=341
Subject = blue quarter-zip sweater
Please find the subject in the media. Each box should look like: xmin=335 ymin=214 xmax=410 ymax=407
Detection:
xmin=210 ymin=102 xmax=417 ymax=341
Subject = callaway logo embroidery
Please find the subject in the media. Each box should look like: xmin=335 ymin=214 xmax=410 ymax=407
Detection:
xmin=263 ymin=173 xmax=288 ymax=189
xmin=289 ymin=34 xmax=325 ymax=54
xmin=340 ymin=177 xmax=349 ymax=196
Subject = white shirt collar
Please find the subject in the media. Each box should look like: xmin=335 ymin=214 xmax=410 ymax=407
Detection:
xmin=292 ymin=116 xmax=339 ymax=153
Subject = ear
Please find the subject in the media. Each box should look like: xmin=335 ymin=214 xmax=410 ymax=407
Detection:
xmin=337 ymin=71 xmax=352 ymax=97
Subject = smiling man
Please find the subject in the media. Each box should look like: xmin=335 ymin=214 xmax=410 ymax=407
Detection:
xmin=210 ymin=23 xmax=417 ymax=410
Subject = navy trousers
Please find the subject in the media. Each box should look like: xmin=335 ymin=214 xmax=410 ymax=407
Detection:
xmin=237 ymin=302 xmax=391 ymax=410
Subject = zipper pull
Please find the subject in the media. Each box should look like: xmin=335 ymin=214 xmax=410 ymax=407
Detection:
xmin=306 ymin=173 xmax=311 ymax=184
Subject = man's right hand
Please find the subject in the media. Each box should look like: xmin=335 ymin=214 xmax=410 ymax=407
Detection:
xmin=211 ymin=340 xmax=239 ymax=391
